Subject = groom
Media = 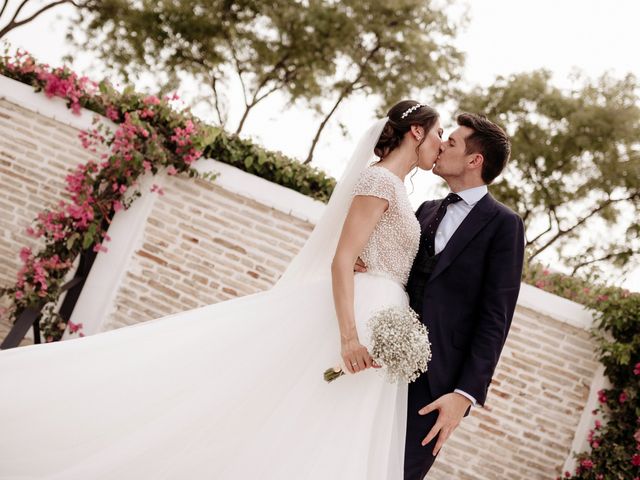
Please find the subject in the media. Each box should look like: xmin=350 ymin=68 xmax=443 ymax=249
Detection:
xmin=358 ymin=113 xmax=525 ymax=479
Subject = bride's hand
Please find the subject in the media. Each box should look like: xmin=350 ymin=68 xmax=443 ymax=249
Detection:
xmin=341 ymin=337 xmax=378 ymax=374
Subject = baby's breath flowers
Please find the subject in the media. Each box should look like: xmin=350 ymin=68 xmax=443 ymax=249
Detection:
xmin=324 ymin=306 xmax=432 ymax=383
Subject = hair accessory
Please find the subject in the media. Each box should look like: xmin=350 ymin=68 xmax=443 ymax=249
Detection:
xmin=400 ymin=103 xmax=426 ymax=119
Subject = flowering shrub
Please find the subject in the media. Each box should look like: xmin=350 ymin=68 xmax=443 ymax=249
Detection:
xmin=0 ymin=49 xmax=219 ymax=341
xmin=0 ymin=49 xmax=336 ymax=342
xmin=526 ymin=264 xmax=639 ymax=479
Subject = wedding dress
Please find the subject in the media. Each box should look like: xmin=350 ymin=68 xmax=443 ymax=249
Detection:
xmin=0 ymin=118 xmax=424 ymax=479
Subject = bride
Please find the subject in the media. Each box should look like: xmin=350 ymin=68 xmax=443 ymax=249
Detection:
xmin=0 ymin=100 xmax=442 ymax=479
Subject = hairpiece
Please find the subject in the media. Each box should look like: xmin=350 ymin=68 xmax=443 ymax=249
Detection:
xmin=400 ymin=104 xmax=427 ymax=119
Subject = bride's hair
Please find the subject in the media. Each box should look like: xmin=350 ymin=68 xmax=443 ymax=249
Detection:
xmin=373 ymin=100 xmax=439 ymax=193
xmin=374 ymin=100 xmax=439 ymax=159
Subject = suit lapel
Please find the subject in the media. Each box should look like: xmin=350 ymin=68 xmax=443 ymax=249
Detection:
xmin=427 ymin=193 xmax=499 ymax=284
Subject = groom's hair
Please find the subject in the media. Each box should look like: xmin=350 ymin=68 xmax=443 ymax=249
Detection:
xmin=457 ymin=113 xmax=511 ymax=184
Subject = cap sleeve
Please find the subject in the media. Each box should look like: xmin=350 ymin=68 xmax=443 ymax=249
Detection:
xmin=351 ymin=167 xmax=396 ymax=204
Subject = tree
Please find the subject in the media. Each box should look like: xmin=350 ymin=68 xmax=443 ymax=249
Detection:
xmin=0 ymin=0 xmax=77 ymax=39
xmin=457 ymin=70 xmax=640 ymax=280
xmin=303 ymin=0 xmax=465 ymax=164
xmin=70 ymin=0 xmax=465 ymax=162
xmin=70 ymin=0 xmax=346 ymax=132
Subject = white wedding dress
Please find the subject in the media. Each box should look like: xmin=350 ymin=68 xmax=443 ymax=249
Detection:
xmin=0 ymin=119 xmax=424 ymax=479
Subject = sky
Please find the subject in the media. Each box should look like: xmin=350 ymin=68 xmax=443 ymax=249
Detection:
xmin=3 ymin=0 xmax=639 ymax=291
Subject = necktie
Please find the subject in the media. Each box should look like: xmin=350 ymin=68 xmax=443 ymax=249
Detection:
xmin=424 ymin=193 xmax=463 ymax=257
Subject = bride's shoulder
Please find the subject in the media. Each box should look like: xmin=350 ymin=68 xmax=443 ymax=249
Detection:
xmin=351 ymin=166 xmax=401 ymax=202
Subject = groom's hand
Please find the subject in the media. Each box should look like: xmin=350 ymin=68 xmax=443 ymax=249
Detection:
xmin=353 ymin=257 xmax=367 ymax=273
xmin=418 ymin=392 xmax=472 ymax=456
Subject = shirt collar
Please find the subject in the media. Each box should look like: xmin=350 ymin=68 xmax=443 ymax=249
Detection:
xmin=451 ymin=185 xmax=488 ymax=206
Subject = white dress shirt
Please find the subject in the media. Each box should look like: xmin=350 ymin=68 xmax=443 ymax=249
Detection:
xmin=434 ymin=184 xmax=488 ymax=408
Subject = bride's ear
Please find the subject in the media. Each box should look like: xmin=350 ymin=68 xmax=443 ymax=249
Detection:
xmin=410 ymin=125 xmax=424 ymax=141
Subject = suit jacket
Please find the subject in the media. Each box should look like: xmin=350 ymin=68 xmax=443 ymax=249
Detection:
xmin=406 ymin=192 xmax=525 ymax=409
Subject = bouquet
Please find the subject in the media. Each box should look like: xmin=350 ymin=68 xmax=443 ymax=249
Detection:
xmin=324 ymin=305 xmax=432 ymax=383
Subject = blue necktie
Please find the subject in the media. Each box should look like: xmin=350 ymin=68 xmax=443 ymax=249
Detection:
xmin=424 ymin=193 xmax=463 ymax=257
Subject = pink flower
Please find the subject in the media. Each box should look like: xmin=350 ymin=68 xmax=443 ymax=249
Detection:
xmin=113 ymin=200 xmax=123 ymax=212
xmin=166 ymin=165 xmax=178 ymax=176
xmin=143 ymin=95 xmax=160 ymax=105
xmin=580 ymin=458 xmax=593 ymax=469
xmin=591 ymin=440 xmax=600 ymax=448
xmin=19 ymin=247 xmax=32 ymax=262
xmin=597 ymin=294 xmax=609 ymax=302
xmin=597 ymin=390 xmax=607 ymax=404
xmin=632 ymin=454 xmax=640 ymax=466
xmin=620 ymin=391 xmax=628 ymax=403
xmin=105 ymin=105 xmax=120 ymax=121
xmin=595 ymin=420 xmax=602 ymax=429
xmin=93 ymin=243 xmax=108 ymax=253
xmin=67 ymin=320 xmax=83 ymax=334
xmin=634 ymin=362 xmax=640 ymax=375
xmin=15 ymin=291 xmax=24 ymax=300
xmin=535 ymin=280 xmax=545 ymax=289
xmin=150 ymin=184 xmax=165 ymax=196
xmin=634 ymin=429 xmax=640 ymax=443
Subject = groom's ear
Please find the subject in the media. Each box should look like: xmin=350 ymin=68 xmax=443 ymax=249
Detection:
xmin=468 ymin=153 xmax=484 ymax=170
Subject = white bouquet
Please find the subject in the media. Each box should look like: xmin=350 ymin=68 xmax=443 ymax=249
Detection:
xmin=324 ymin=306 xmax=432 ymax=383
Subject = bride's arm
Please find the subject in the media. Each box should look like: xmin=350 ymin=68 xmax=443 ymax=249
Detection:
xmin=331 ymin=195 xmax=387 ymax=374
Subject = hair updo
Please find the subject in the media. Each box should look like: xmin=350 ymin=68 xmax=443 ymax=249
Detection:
xmin=374 ymin=100 xmax=439 ymax=158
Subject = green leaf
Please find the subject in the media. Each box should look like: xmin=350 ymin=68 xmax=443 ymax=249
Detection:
xmin=82 ymin=232 xmax=94 ymax=250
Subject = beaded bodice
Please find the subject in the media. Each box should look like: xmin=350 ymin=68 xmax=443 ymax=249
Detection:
xmin=351 ymin=166 xmax=421 ymax=286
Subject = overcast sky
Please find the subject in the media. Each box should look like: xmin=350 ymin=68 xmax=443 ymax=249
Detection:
xmin=3 ymin=0 xmax=639 ymax=290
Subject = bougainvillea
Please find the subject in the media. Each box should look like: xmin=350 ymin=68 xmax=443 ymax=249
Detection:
xmin=0 ymin=48 xmax=217 ymax=341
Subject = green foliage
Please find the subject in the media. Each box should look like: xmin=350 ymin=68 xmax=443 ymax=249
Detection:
xmin=203 ymin=132 xmax=335 ymax=202
xmin=68 ymin=0 xmax=465 ymax=162
xmin=525 ymin=264 xmax=640 ymax=479
xmin=458 ymin=70 xmax=640 ymax=278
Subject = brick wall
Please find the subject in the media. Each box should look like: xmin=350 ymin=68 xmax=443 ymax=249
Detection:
xmin=100 ymin=173 xmax=314 ymax=331
xmin=0 ymin=74 xmax=601 ymax=478
xmin=429 ymin=302 xmax=599 ymax=479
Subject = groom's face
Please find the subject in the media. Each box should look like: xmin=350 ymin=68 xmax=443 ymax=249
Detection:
xmin=433 ymin=126 xmax=474 ymax=178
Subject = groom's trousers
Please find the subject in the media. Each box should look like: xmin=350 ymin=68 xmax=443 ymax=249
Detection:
xmin=403 ymin=371 xmax=441 ymax=480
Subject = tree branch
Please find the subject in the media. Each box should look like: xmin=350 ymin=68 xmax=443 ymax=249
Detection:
xmin=0 ymin=0 xmax=75 ymax=39
xmin=0 ymin=0 xmax=10 ymax=20
xmin=526 ymin=206 xmax=557 ymax=246
xmin=210 ymin=76 xmax=226 ymax=126
xmin=571 ymin=248 xmax=640 ymax=275
xmin=529 ymin=194 xmax=639 ymax=260
xmin=304 ymin=38 xmax=382 ymax=164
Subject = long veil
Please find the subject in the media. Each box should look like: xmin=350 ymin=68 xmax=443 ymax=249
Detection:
xmin=0 ymin=116 xmax=408 ymax=480
xmin=275 ymin=117 xmax=388 ymax=287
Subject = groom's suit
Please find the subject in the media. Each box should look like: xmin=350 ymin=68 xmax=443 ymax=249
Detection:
xmin=403 ymin=188 xmax=525 ymax=480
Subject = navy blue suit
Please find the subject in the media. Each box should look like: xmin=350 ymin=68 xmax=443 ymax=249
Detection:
xmin=403 ymin=192 xmax=525 ymax=480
